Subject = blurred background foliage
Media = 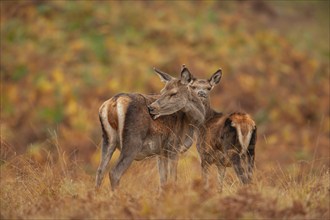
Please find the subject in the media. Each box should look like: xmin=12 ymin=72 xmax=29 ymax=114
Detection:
xmin=1 ymin=0 xmax=329 ymax=171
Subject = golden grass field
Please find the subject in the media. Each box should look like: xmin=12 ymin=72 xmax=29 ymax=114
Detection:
xmin=1 ymin=138 xmax=329 ymax=219
xmin=1 ymin=1 xmax=329 ymax=219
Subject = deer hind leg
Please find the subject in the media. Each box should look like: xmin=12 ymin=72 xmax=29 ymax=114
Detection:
xmin=247 ymin=148 xmax=255 ymax=182
xmin=95 ymin=120 xmax=118 ymax=189
xmin=216 ymin=164 xmax=226 ymax=192
xmin=109 ymin=137 xmax=142 ymax=190
xmin=227 ymin=150 xmax=249 ymax=184
xmin=247 ymin=129 xmax=256 ymax=182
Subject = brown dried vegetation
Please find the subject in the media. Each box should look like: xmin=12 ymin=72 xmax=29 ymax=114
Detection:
xmin=1 ymin=149 xmax=329 ymax=219
xmin=1 ymin=1 xmax=329 ymax=219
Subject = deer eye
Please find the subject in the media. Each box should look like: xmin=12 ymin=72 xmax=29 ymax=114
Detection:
xmin=190 ymin=86 xmax=196 ymax=90
xmin=170 ymin=92 xmax=177 ymax=97
xmin=207 ymin=87 xmax=211 ymax=91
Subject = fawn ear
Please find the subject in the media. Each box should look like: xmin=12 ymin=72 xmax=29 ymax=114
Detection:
xmin=153 ymin=67 xmax=173 ymax=83
xmin=209 ymin=69 xmax=222 ymax=86
xmin=180 ymin=67 xmax=193 ymax=85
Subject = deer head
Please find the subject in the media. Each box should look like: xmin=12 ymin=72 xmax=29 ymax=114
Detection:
xmin=188 ymin=69 xmax=222 ymax=100
xmin=148 ymin=67 xmax=195 ymax=119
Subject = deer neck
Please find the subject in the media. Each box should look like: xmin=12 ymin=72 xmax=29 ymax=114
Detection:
xmin=201 ymin=98 xmax=215 ymax=120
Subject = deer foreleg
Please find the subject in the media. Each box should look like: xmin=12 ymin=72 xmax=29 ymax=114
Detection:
xmin=216 ymin=164 xmax=226 ymax=192
xmin=201 ymin=160 xmax=210 ymax=190
xmin=167 ymin=156 xmax=178 ymax=183
xmin=157 ymin=156 xmax=168 ymax=187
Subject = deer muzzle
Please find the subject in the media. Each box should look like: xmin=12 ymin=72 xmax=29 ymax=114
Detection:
xmin=197 ymin=91 xmax=207 ymax=98
xmin=147 ymin=104 xmax=160 ymax=119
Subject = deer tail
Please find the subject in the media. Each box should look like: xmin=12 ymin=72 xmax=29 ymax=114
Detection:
xmin=229 ymin=113 xmax=256 ymax=155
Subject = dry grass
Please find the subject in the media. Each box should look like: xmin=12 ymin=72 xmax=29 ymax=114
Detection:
xmin=1 ymin=145 xmax=329 ymax=219
xmin=1 ymin=1 xmax=329 ymax=219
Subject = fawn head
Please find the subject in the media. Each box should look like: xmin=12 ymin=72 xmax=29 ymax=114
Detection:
xmin=188 ymin=69 xmax=222 ymax=100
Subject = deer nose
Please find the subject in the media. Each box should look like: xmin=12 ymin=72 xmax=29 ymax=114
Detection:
xmin=148 ymin=105 xmax=155 ymax=113
xmin=198 ymin=91 xmax=206 ymax=98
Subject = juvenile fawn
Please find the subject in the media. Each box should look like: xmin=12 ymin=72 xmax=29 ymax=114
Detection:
xmin=149 ymin=66 xmax=257 ymax=191
xmin=96 ymin=67 xmax=205 ymax=190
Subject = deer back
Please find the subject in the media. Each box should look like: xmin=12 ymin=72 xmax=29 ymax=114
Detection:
xmin=99 ymin=92 xmax=193 ymax=155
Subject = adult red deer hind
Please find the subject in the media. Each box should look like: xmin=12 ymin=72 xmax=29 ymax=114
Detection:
xmin=95 ymin=67 xmax=205 ymax=190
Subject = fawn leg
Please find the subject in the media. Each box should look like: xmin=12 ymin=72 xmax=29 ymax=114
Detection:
xmin=216 ymin=164 xmax=226 ymax=192
xmin=228 ymin=150 xmax=249 ymax=184
xmin=201 ymin=160 xmax=210 ymax=189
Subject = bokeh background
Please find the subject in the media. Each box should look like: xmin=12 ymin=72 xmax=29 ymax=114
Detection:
xmin=1 ymin=1 xmax=329 ymax=172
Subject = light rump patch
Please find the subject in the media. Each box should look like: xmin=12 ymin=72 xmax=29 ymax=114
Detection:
xmin=229 ymin=113 xmax=255 ymax=156
xmin=106 ymin=98 xmax=118 ymax=130
xmin=235 ymin=124 xmax=252 ymax=155
xmin=116 ymin=96 xmax=131 ymax=146
xmin=99 ymin=101 xmax=116 ymax=139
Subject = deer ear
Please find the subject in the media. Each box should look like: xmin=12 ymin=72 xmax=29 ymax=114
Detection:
xmin=180 ymin=67 xmax=193 ymax=85
xmin=181 ymin=64 xmax=186 ymax=71
xmin=153 ymin=67 xmax=173 ymax=83
xmin=209 ymin=69 xmax=222 ymax=86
